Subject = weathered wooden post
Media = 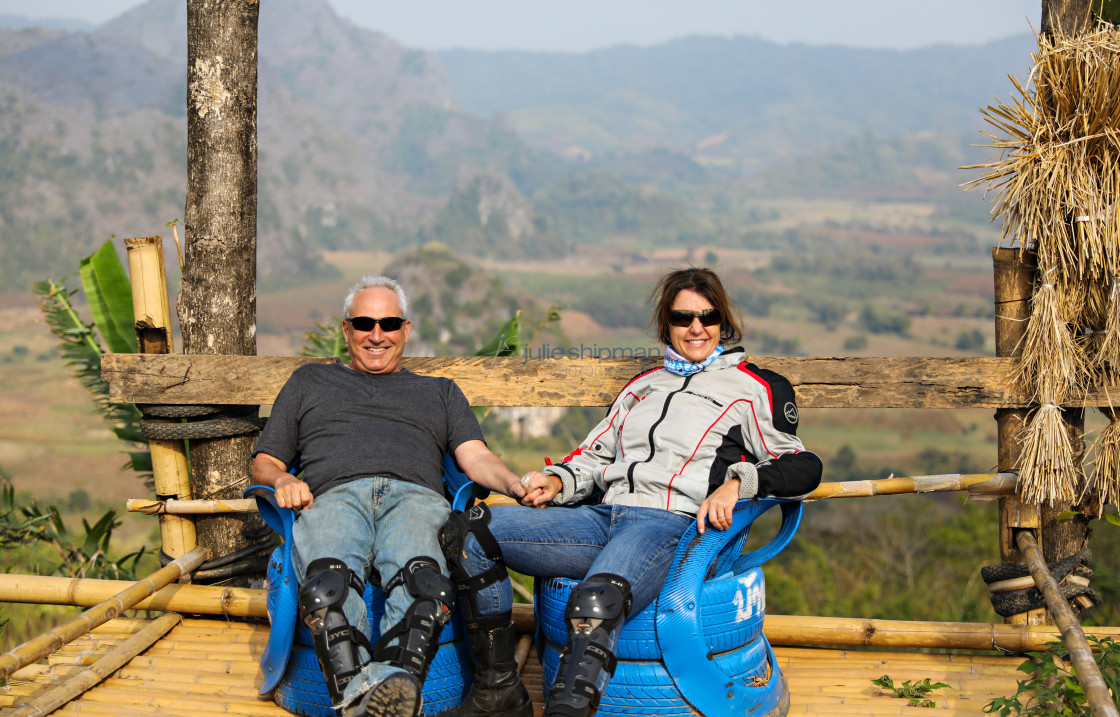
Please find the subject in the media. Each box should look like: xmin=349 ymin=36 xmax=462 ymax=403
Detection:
xmin=179 ymin=0 xmax=261 ymax=583
xmin=992 ymin=249 xmax=1045 ymax=624
xmin=124 ymin=236 xmax=196 ymax=564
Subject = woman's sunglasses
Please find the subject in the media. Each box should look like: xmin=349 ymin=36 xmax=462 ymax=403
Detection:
xmin=347 ymin=316 xmax=406 ymax=332
xmin=668 ymin=309 xmax=722 ymax=328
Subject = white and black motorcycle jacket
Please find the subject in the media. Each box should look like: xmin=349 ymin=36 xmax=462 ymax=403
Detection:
xmin=543 ymin=347 xmax=823 ymax=516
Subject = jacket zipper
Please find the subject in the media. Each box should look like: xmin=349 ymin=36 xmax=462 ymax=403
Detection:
xmin=629 ymin=373 xmax=693 ymax=493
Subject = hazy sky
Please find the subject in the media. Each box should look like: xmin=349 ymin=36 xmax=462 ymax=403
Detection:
xmin=2 ymin=0 xmax=1038 ymax=52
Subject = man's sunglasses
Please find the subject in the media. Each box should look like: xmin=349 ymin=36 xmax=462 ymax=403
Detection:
xmin=347 ymin=316 xmax=406 ymax=332
xmin=668 ymin=309 xmax=722 ymax=328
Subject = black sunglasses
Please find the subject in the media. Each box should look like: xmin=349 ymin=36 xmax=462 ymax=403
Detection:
xmin=668 ymin=309 xmax=722 ymax=328
xmin=347 ymin=316 xmax=406 ymax=332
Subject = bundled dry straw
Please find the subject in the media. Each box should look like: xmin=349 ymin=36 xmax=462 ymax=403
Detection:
xmin=966 ymin=25 xmax=1120 ymax=507
xmin=1087 ymin=406 xmax=1120 ymax=514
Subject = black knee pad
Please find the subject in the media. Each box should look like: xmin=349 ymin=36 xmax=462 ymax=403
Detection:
xmin=548 ymin=574 xmax=633 ymax=716
xmin=374 ymin=556 xmax=455 ymax=681
xmin=298 ymin=557 xmax=370 ymax=706
xmin=439 ymin=503 xmax=509 ymax=631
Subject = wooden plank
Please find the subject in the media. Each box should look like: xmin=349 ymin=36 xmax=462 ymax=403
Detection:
xmin=100 ymin=353 xmax=1106 ymax=409
xmin=101 ymin=354 xmax=338 ymax=406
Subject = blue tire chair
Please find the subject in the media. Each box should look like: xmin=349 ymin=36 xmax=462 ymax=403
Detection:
xmin=535 ymin=497 xmax=802 ymax=717
xmin=247 ymin=454 xmax=486 ymax=717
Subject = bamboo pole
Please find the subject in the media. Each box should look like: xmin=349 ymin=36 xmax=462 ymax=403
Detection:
xmin=503 ymin=605 xmax=1120 ymax=652
xmin=513 ymin=634 xmax=531 ymax=674
xmin=0 ymin=548 xmax=207 ymax=681
xmin=0 ymin=573 xmax=263 ymax=618
xmin=8 ymin=612 xmax=181 ymax=717
xmin=123 ymin=474 xmax=1015 ymax=521
xmin=127 ymin=498 xmax=258 ymax=515
xmin=10 ymin=571 xmax=1120 ymax=655
xmin=761 ymin=613 xmax=1120 ymax=652
xmin=125 ymin=236 xmax=196 ymax=562
xmin=1015 ymin=531 xmax=1119 ymax=717
xmin=805 ymin=472 xmax=1016 ymax=500
xmin=993 ymin=248 xmax=1046 ymax=626
xmin=485 ymin=473 xmax=1018 ymax=513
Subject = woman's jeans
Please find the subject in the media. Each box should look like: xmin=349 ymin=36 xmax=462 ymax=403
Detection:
xmin=464 ymin=503 xmax=694 ymax=618
xmin=292 ymin=477 xmax=451 ymax=708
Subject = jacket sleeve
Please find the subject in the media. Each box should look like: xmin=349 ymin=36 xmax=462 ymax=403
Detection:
xmin=543 ymin=384 xmax=639 ymax=504
xmin=738 ymin=368 xmax=822 ymax=500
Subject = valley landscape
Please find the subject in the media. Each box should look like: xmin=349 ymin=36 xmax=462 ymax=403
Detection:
xmin=3 ymin=0 xmax=1116 ymax=647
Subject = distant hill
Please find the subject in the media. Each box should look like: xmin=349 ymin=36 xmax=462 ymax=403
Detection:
xmin=0 ymin=1 xmax=1034 ymax=290
xmin=0 ymin=0 xmax=538 ymax=286
xmin=435 ymin=34 xmax=1037 ymax=171
xmin=0 ymin=15 xmax=91 ymax=32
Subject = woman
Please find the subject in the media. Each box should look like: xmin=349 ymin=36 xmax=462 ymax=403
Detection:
xmin=441 ymin=268 xmax=822 ymax=717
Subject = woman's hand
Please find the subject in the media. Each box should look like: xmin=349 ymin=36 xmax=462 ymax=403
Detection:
xmin=519 ymin=471 xmax=561 ymax=507
xmin=696 ymin=480 xmax=740 ymax=534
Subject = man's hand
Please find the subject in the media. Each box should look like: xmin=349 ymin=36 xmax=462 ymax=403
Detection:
xmin=696 ymin=480 xmax=739 ymax=535
xmin=252 ymin=452 xmax=314 ymax=510
xmin=274 ymin=473 xmax=314 ymax=510
xmin=517 ymin=471 xmax=559 ymax=507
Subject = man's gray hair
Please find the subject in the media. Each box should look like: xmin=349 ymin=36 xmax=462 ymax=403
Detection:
xmin=343 ymin=275 xmax=409 ymax=318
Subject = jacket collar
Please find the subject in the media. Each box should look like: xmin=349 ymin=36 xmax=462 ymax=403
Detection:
xmin=704 ymin=345 xmax=745 ymax=371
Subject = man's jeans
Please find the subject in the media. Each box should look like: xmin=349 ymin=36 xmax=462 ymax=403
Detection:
xmin=292 ymin=476 xmax=451 ymax=708
xmin=463 ymin=503 xmax=694 ymax=618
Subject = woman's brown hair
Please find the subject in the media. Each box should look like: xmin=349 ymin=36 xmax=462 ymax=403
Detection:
xmin=650 ymin=267 xmax=743 ymax=347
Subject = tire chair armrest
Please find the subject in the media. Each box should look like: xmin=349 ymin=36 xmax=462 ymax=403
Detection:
xmin=244 ymin=485 xmax=297 ymax=697
xmin=443 ymin=452 xmax=488 ymax=511
xmin=658 ymin=498 xmax=802 ymax=716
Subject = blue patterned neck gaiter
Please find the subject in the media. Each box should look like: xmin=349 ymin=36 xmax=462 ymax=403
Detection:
xmin=663 ymin=344 xmax=724 ymax=376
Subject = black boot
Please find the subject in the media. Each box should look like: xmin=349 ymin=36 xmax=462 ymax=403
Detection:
xmin=542 ymin=574 xmax=631 ymax=717
xmin=442 ymin=621 xmax=532 ymax=717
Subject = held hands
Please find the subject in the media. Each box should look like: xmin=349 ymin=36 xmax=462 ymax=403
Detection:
xmin=696 ymin=479 xmax=740 ymax=535
xmin=274 ymin=473 xmax=314 ymax=510
xmin=517 ymin=471 xmax=560 ymax=507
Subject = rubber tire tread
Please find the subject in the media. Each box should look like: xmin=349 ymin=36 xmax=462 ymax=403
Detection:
xmin=990 ymin=583 xmax=1103 ymax=617
xmin=136 ymin=403 xmax=222 ymax=418
xmin=537 ymin=577 xmax=660 ymax=660
xmin=538 ymin=571 xmax=766 ymax=660
xmin=540 ymin=641 xmax=694 ymax=716
xmin=139 ymin=415 xmax=263 ymax=440
xmin=697 ymin=567 xmax=766 ymax=654
xmin=276 ymin=642 xmax=471 ymax=717
xmin=711 ymin=635 xmax=770 ymax=682
xmin=980 ymin=549 xmax=1092 ymax=584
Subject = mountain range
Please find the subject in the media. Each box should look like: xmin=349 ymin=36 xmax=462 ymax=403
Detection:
xmin=0 ymin=0 xmax=1035 ymax=288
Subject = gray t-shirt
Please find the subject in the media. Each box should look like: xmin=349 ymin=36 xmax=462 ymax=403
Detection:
xmin=253 ymin=363 xmax=484 ymax=497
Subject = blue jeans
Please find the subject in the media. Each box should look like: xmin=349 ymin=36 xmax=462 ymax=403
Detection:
xmin=292 ymin=477 xmax=451 ymax=708
xmin=464 ymin=503 xmax=694 ymax=618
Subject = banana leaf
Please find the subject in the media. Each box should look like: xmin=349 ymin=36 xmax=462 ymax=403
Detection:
xmin=34 ymin=277 xmax=144 ymax=447
xmin=476 ymin=311 xmax=522 ymax=358
xmin=473 ymin=312 xmax=522 ymax=423
xmin=79 ymin=240 xmax=137 ymax=354
xmin=302 ymin=318 xmax=347 ymax=359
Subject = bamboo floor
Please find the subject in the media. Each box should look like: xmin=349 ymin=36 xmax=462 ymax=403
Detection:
xmin=0 ymin=616 xmax=1027 ymax=716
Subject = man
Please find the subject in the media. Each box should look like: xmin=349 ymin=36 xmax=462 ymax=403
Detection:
xmin=252 ymin=275 xmax=533 ymax=717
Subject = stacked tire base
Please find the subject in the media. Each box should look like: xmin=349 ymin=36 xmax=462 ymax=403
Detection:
xmin=266 ymin=546 xmax=474 ymax=717
xmin=536 ymin=575 xmax=788 ymax=717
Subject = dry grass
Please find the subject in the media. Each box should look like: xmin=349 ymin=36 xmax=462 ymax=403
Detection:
xmin=968 ymin=26 xmax=1120 ymax=505
xmin=1017 ymin=404 xmax=1078 ymax=505
xmin=1086 ymin=407 xmax=1120 ymax=515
